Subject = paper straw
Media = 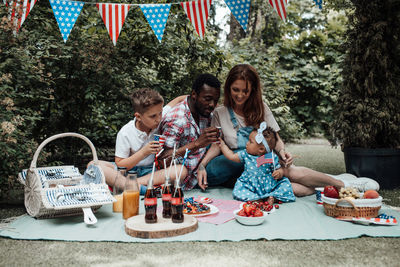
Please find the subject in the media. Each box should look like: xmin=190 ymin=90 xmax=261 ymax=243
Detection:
xmin=173 ymin=159 xmax=179 ymax=186
xmin=178 ymin=148 xmax=189 ymax=180
xmin=167 ymin=143 xmax=176 ymax=178
xmin=156 ymin=148 xmax=164 ymax=158
xmin=149 ymin=162 xmax=156 ymax=187
xmin=163 ymin=159 xmax=168 ymax=179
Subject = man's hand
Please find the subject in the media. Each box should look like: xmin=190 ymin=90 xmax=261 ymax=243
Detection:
xmin=197 ymin=163 xmax=208 ymax=190
xmin=272 ymin=168 xmax=284 ymax=180
xmin=194 ymin=127 xmax=219 ymax=149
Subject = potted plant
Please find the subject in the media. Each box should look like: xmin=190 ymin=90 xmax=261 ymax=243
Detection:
xmin=331 ymin=0 xmax=400 ymax=189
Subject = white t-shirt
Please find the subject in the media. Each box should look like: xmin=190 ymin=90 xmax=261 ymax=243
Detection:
xmin=211 ymin=104 xmax=280 ymax=150
xmin=114 ymin=105 xmax=172 ymax=167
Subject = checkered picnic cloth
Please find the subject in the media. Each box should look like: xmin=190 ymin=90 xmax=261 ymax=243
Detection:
xmin=160 ymin=97 xmax=211 ymax=190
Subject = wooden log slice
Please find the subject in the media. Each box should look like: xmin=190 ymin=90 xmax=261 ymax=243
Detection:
xmin=125 ymin=213 xmax=198 ymax=239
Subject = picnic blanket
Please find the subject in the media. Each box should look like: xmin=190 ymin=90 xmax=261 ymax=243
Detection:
xmin=1 ymin=188 xmax=399 ymax=242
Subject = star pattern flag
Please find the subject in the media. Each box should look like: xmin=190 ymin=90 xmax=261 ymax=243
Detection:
xmin=140 ymin=4 xmax=171 ymax=43
xmin=6 ymin=0 xmax=38 ymax=32
xmin=269 ymin=0 xmax=288 ymax=22
xmin=313 ymin=0 xmax=323 ymax=10
xmin=223 ymin=0 xmax=250 ymax=31
xmin=256 ymin=152 xmax=274 ymax=168
xmin=96 ymin=3 xmax=130 ymax=46
xmin=50 ymin=0 xmax=84 ymax=43
xmin=180 ymin=0 xmax=212 ymax=39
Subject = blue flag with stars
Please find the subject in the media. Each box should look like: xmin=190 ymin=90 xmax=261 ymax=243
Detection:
xmin=140 ymin=4 xmax=171 ymax=43
xmin=50 ymin=0 xmax=84 ymax=43
xmin=224 ymin=0 xmax=251 ymax=32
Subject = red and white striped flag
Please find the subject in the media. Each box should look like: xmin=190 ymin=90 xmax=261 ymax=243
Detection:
xmin=96 ymin=3 xmax=130 ymax=46
xmin=180 ymin=0 xmax=212 ymax=39
xmin=269 ymin=0 xmax=288 ymax=22
xmin=5 ymin=0 xmax=38 ymax=32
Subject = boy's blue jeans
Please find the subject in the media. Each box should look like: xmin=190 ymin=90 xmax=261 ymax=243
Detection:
xmin=205 ymin=153 xmax=244 ymax=187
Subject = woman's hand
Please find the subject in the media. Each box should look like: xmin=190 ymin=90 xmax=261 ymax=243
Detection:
xmin=278 ymin=150 xmax=294 ymax=168
xmin=197 ymin=163 xmax=208 ymax=190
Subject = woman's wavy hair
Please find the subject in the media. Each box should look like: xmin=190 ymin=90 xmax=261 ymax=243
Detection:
xmin=224 ymin=64 xmax=264 ymax=127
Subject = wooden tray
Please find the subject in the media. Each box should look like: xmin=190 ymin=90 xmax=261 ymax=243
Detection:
xmin=125 ymin=213 xmax=198 ymax=239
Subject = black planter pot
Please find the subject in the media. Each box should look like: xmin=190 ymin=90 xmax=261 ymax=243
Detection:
xmin=343 ymin=147 xmax=400 ymax=189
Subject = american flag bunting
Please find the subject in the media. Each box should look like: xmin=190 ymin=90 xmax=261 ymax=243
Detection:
xmin=269 ymin=0 xmax=288 ymax=22
xmin=5 ymin=0 xmax=38 ymax=32
xmin=140 ymin=4 xmax=171 ymax=43
xmin=96 ymin=3 xmax=130 ymax=46
xmin=50 ymin=0 xmax=84 ymax=43
xmin=223 ymin=0 xmax=251 ymax=31
xmin=180 ymin=0 xmax=212 ymax=39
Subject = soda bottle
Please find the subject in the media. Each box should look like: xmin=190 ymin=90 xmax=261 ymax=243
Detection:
xmin=144 ymin=178 xmax=158 ymax=223
xmin=171 ymin=179 xmax=184 ymax=223
xmin=162 ymin=175 xmax=173 ymax=218
xmin=122 ymin=171 xmax=140 ymax=219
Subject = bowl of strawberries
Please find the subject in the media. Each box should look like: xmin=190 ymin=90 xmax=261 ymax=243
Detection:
xmin=234 ymin=202 xmax=267 ymax=226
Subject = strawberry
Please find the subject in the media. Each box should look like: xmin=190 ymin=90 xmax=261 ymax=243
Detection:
xmin=238 ymin=209 xmax=246 ymax=216
xmin=274 ymin=204 xmax=279 ymax=209
xmin=254 ymin=209 xmax=264 ymax=217
xmin=243 ymin=204 xmax=252 ymax=216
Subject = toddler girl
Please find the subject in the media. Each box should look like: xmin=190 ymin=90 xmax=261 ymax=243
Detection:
xmin=219 ymin=122 xmax=295 ymax=203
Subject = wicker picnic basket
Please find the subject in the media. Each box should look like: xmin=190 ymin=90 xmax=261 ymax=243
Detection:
xmin=322 ymin=195 xmax=382 ymax=218
xmin=18 ymin=132 xmax=115 ymax=219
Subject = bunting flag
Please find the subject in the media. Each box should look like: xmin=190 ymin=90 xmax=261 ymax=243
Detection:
xmin=50 ymin=0 xmax=84 ymax=43
xmin=180 ymin=0 xmax=212 ymax=39
xmin=140 ymin=4 xmax=171 ymax=43
xmin=223 ymin=0 xmax=251 ymax=31
xmin=269 ymin=0 xmax=288 ymax=22
xmin=313 ymin=0 xmax=323 ymax=10
xmin=256 ymin=152 xmax=274 ymax=168
xmin=96 ymin=3 xmax=130 ymax=46
xmin=6 ymin=0 xmax=38 ymax=32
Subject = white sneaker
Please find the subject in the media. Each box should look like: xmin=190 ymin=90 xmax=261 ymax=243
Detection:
xmin=328 ymin=173 xmax=357 ymax=182
xmin=343 ymin=177 xmax=380 ymax=192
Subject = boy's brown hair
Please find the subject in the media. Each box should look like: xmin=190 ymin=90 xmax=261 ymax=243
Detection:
xmin=130 ymin=88 xmax=164 ymax=114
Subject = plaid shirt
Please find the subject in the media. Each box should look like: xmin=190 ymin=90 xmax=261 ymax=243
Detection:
xmin=160 ymin=97 xmax=211 ymax=190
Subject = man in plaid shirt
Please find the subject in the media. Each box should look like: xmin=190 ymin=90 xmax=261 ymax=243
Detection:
xmin=159 ymin=74 xmax=221 ymax=190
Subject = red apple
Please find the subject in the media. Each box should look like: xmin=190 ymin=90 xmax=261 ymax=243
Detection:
xmin=324 ymin=185 xmax=339 ymax=199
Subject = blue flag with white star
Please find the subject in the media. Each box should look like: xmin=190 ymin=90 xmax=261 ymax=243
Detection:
xmin=50 ymin=0 xmax=84 ymax=43
xmin=140 ymin=4 xmax=171 ymax=43
xmin=224 ymin=0 xmax=251 ymax=32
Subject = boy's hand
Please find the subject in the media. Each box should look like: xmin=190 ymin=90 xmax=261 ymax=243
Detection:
xmin=141 ymin=141 xmax=162 ymax=156
xmin=194 ymin=127 xmax=219 ymax=148
xmin=272 ymin=168 xmax=284 ymax=180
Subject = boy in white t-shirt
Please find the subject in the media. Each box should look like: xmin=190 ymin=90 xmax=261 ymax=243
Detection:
xmin=91 ymin=88 xmax=187 ymax=194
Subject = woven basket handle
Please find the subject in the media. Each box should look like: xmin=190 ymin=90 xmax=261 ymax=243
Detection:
xmin=334 ymin=198 xmax=359 ymax=216
xmin=30 ymin=132 xmax=98 ymax=169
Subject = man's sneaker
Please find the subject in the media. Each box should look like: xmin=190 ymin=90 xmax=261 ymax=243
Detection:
xmin=343 ymin=177 xmax=380 ymax=192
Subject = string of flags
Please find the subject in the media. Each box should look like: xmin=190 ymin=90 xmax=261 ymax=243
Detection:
xmin=2 ymin=0 xmax=322 ymax=45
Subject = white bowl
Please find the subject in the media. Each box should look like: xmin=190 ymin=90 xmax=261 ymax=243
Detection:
xmin=233 ymin=209 xmax=265 ymax=226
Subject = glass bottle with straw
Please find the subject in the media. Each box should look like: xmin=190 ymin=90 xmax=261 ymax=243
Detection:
xmin=162 ymin=159 xmax=173 ymax=218
xmin=144 ymin=162 xmax=158 ymax=223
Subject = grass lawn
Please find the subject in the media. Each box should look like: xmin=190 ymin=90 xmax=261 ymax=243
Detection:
xmin=1 ymin=139 xmax=399 ymax=266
